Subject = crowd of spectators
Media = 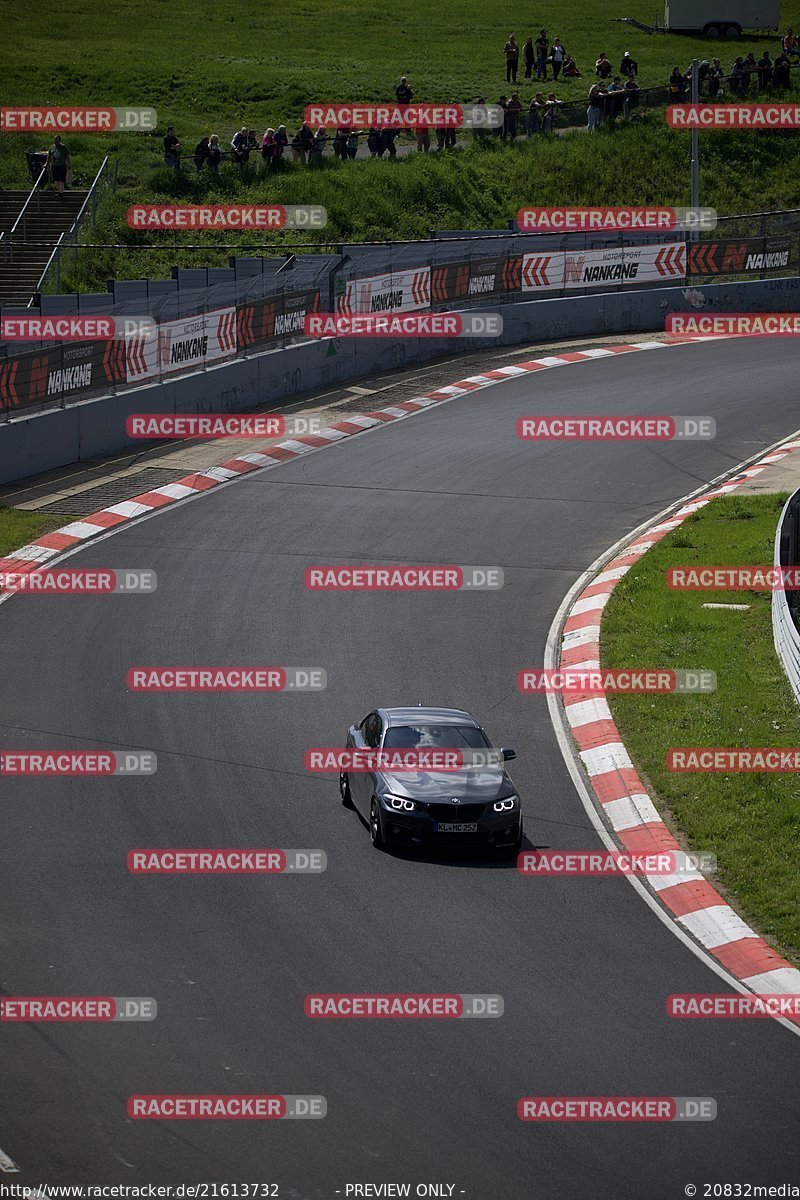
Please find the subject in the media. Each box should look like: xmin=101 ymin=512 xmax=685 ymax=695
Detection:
xmin=160 ymin=27 xmax=799 ymax=173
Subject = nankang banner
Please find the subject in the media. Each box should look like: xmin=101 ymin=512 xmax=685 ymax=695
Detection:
xmin=0 ymin=339 xmax=126 ymax=414
xmin=337 ymin=268 xmax=431 ymax=315
xmin=126 ymin=308 xmax=237 ymax=383
xmin=688 ymin=236 xmax=793 ymax=276
xmin=522 ymin=242 xmax=686 ymax=292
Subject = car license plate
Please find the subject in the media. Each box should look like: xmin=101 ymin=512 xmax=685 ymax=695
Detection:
xmin=436 ymin=822 xmax=478 ymax=833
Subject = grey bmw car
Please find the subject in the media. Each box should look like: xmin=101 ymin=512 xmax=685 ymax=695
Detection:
xmin=339 ymin=706 xmax=523 ymax=853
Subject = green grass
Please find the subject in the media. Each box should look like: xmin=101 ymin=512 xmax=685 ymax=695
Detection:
xmin=0 ymin=507 xmax=72 ymax=556
xmin=4 ymin=0 xmax=798 ymax=175
xmin=42 ymin=117 xmax=800 ymax=293
xmin=4 ymin=0 xmax=800 ymax=291
xmin=601 ymin=493 xmax=800 ymax=962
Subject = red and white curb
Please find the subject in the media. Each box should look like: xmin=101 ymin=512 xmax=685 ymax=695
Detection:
xmin=0 ymin=335 xmax=721 ymax=585
xmin=551 ymin=433 xmax=800 ymax=1023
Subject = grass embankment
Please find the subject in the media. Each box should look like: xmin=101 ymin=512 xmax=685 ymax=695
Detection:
xmin=0 ymin=508 xmax=72 ymax=557
xmin=4 ymin=0 xmax=798 ymax=190
xmin=35 ymin=120 xmax=800 ymax=293
xmin=3 ymin=0 xmax=800 ymax=292
xmin=602 ymin=493 xmax=800 ymax=962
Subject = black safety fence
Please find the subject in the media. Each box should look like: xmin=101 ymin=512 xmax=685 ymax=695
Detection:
xmin=2 ymin=208 xmax=799 ymax=422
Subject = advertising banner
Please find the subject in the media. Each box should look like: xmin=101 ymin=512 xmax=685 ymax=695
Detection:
xmin=337 ymin=267 xmax=431 ymax=315
xmin=522 ymin=242 xmax=687 ymax=293
xmin=126 ymin=308 xmax=237 ymax=384
xmin=0 ymin=339 xmax=126 ymax=414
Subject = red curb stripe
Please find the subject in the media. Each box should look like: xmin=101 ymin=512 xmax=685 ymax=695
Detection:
xmin=0 ymin=557 xmax=38 ymax=574
xmin=295 ymin=434 xmax=335 ymax=447
xmin=712 ymin=937 xmax=795 ymax=979
xmin=564 ymin=610 xmax=603 ymax=633
xmin=657 ymin=879 xmax=727 ymax=918
xmin=617 ymin=824 xmax=682 ymax=855
xmin=561 ymin=642 xmax=601 ymax=668
xmin=177 ymin=474 xmax=219 ymax=491
xmin=571 ymin=722 xmax=621 ymax=750
xmin=78 ymin=510 xmax=130 ymax=528
xmin=126 ymin=491 xmax=176 ymax=509
xmin=27 ymin=532 xmax=82 ymax=551
xmin=217 ymin=458 xmax=261 ymax=473
xmin=590 ymin=768 xmax=646 ymax=804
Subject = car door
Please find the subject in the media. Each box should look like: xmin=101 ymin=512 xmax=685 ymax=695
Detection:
xmin=349 ymin=712 xmax=378 ymax=817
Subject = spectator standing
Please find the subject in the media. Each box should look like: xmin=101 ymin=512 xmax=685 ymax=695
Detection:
xmin=444 ymin=109 xmax=457 ymax=148
xmin=526 ymin=93 xmax=545 ymax=134
xmin=562 ymin=53 xmax=581 ymax=77
xmin=506 ymin=92 xmax=522 ymax=137
xmin=620 ymin=51 xmax=638 ymax=77
xmin=523 ymin=35 xmax=535 ymax=79
xmin=535 ymin=30 xmax=549 ymax=79
xmin=380 ymin=127 xmax=397 ymax=157
xmin=757 ymin=51 xmax=773 ymax=89
xmin=729 ymin=56 xmax=745 ymax=94
xmin=550 ymin=38 xmax=565 ymax=79
xmin=274 ymin=126 xmax=288 ymax=158
xmin=193 ymin=136 xmax=210 ymax=172
xmin=208 ymin=134 xmax=221 ymax=173
xmin=742 ymin=52 xmax=758 ymax=92
xmin=669 ymin=66 xmax=687 ymax=99
xmin=587 ymin=83 xmax=603 ymax=131
xmin=415 ymin=122 xmax=431 ymax=152
xmin=543 ymin=92 xmax=563 ymax=131
xmin=47 ymin=135 xmax=71 ymax=198
xmin=346 ymin=129 xmax=360 ymax=159
xmin=247 ymin=129 xmax=258 ymax=155
xmin=622 ymin=74 xmax=640 ymax=116
xmin=261 ymin=128 xmax=277 ymax=167
xmin=290 ymin=123 xmax=313 ymax=163
xmin=607 ymin=77 xmax=624 ymax=121
xmin=434 ymin=123 xmax=447 ymax=151
xmin=395 ymin=76 xmax=413 ymax=103
xmin=163 ymin=125 xmax=180 ymax=169
xmin=774 ymin=52 xmax=791 ymax=88
xmin=308 ymin=127 xmax=327 ymax=165
xmin=231 ymin=126 xmax=249 ymax=164
xmin=504 ymin=35 xmax=519 ymax=82
xmin=782 ymin=28 xmax=800 ymax=58
xmin=333 ymin=125 xmax=349 ymax=158
xmin=707 ymin=58 xmax=724 ymax=97
xmin=367 ymin=126 xmax=382 ymax=156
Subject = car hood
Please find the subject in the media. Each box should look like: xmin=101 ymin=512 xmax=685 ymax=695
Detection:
xmin=377 ymin=766 xmax=513 ymax=802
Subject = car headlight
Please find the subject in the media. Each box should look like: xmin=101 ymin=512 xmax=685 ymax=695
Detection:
xmin=493 ymin=795 xmax=519 ymax=812
xmin=386 ymin=795 xmax=416 ymax=811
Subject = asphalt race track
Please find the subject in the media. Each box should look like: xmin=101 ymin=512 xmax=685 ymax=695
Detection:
xmin=2 ymin=337 xmax=799 ymax=1198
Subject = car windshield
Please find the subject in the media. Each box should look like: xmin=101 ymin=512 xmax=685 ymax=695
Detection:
xmin=382 ymin=724 xmax=491 ymax=749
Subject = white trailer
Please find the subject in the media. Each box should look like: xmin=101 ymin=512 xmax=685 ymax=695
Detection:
xmin=664 ymin=0 xmax=780 ymax=36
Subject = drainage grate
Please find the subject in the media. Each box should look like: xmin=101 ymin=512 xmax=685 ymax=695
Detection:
xmin=38 ymin=467 xmax=189 ymax=515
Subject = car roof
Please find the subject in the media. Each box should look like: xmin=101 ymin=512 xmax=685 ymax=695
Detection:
xmin=380 ymin=706 xmax=480 ymax=727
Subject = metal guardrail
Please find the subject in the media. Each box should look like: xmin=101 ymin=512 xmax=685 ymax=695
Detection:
xmin=33 ymin=156 xmax=112 ymax=299
xmin=773 ymin=488 xmax=800 ymax=704
xmin=1 ymin=164 xmax=48 ymax=263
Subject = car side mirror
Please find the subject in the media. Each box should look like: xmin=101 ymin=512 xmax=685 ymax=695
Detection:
xmin=501 ymin=748 xmax=516 ymax=761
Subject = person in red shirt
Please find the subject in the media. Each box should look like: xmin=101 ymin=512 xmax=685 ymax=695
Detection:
xmin=782 ymin=28 xmax=800 ymax=58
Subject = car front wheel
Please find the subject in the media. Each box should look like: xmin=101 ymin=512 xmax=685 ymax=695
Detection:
xmin=339 ymin=770 xmax=354 ymax=808
xmin=370 ymin=799 xmax=385 ymax=849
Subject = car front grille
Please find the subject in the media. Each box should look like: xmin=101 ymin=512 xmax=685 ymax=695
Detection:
xmin=425 ymin=803 xmax=485 ymax=822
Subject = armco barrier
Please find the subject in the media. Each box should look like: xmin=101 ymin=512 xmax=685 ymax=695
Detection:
xmin=2 ymin=275 xmax=800 ymax=487
xmin=774 ymin=488 xmax=800 ymax=705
